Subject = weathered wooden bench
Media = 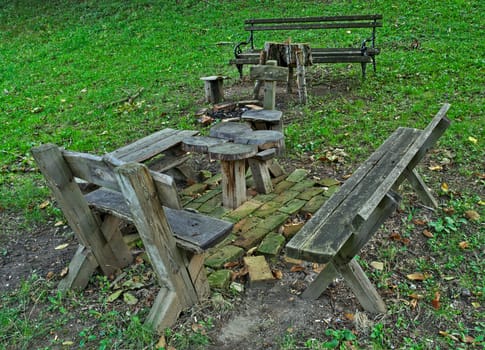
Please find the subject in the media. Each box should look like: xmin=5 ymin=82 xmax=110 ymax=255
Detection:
xmin=286 ymin=104 xmax=451 ymax=313
xmin=230 ymin=15 xmax=383 ymax=79
xmin=31 ymin=131 xmax=234 ymax=332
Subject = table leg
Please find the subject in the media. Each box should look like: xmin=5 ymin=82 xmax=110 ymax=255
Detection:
xmin=220 ymin=159 xmax=247 ymax=209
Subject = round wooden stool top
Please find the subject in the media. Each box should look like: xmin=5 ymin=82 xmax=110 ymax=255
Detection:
xmin=241 ymin=109 xmax=283 ymax=124
xmin=182 ymin=136 xmax=226 ymax=153
xmin=208 ymin=143 xmax=257 ymax=161
xmin=234 ymin=130 xmax=284 ymax=150
xmin=209 ymin=122 xmax=252 ymax=141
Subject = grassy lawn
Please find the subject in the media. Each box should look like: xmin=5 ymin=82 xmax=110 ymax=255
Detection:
xmin=0 ymin=0 xmax=483 ymax=349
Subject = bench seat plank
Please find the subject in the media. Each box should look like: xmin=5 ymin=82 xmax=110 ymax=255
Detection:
xmin=286 ymin=127 xmax=422 ymax=263
xmin=85 ymin=188 xmax=233 ymax=252
xmin=109 ymin=128 xmax=199 ymax=163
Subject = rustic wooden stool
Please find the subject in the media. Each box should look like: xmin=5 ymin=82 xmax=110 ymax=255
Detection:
xmin=208 ymin=143 xmax=257 ymax=209
xmin=200 ymin=75 xmax=226 ymax=104
xmin=242 ymin=109 xmax=283 ymax=132
xmin=209 ymin=121 xmax=252 ymax=141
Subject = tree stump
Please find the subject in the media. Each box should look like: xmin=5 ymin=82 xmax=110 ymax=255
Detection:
xmin=209 ymin=121 xmax=253 ymax=141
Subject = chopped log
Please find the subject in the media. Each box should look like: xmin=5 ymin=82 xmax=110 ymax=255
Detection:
xmin=241 ymin=109 xmax=283 ymax=131
xmin=209 ymin=121 xmax=252 ymax=141
xmin=208 ymin=143 xmax=257 ymax=161
xmin=263 ymin=42 xmax=312 ymax=67
xmin=295 ymin=47 xmax=308 ymax=104
xmin=182 ymin=136 xmax=227 ymax=154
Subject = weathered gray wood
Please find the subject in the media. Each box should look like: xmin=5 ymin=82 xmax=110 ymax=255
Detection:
xmin=249 ymin=65 xmax=288 ymax=81
xmin=286 ymin=127 xmax=421 ymax=263
xmin=295 ymin=46 xmax=308 ymax=104
xmin=182 ymin=136 xmax=226 ymax=153
xmin=248 ymin=158 xmax=273 ymax=194
xmin=31 ymin=144 xmax=126 ymax=276
xmin=209 ymin=122 xmax=253 ymax=141
xmin=100 ymin=215 xmax=133 ymax=268
xmin=245 ymin=15 xmax=383 ymax=26
xmin=263 ymin=42 xmax=312 ymax=68
xmin=146 ymin=287 xmax=183 ymax=332
xmin=84 ymin=188 xmax=233 ymax=252
xmin=254 ymin=148 xmax=277 ymax=161
xmin=187 ymin=254 xmax=210 ymax=300
xmin=108 ymin=129 xmax=198 ymax=163
xmin=115 ymin=163 xmax=199 ymax=314
xmin=338 ymin=259 xmax=387 ymax=313
xmin=301 ymin=261 xmax=338 ymax=299
xmin=208 ymin=143 xmax=258 ymax=161
xmin=404 ymin=168 xmax=438 ymax=208
xmin=58 ymin=245 xmax=99 ymax=291
xmin=263 ymin=60 xmax=277 ymax=110
xmin=201 ymin=76 xmax=225 ymax=104
xmin=268 ymin=159 xmax=285 ymax=177
xmin=234 ymin=130 xmax=285 ymax=152
xmin=242 ymin=109 xmax=283 ymax=131
xmin=220 ymin=159 xmax=247 ymax=209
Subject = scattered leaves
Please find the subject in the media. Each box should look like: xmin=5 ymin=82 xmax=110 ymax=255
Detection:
xmin=409 ymin=293 xmax=424 ymax=300
xmin=54 ymin=243 xmax=69 ymax=250
xmin=422 ymin=229 xmax=434 ymax=238
xmin=39 ymin=200 xmax=50 ymax=209
xmin=344 ymin=313 xmax=354 ymax=321
xmin=273 ymin=269 xmax=283 ymax=280
xmin=428 ymin=165 xmax=443 ymax=171
xmin=432 ymin=291 xmax=440 ymax=309
xmin=439 ymin=331 xmax=459 ymax=342
xmin=440 ymin=182 xmax=449 ymax=192
xmin=370 ymin=261 xmax=384 ymax=270
xmin=413 ymin=218 xmax=427 ymax=226
xmin=464 ymin=210 xmax=480 ymax=221
xmin=290 ymin=265 xmax=305 ymax=273
xmin=458 ymin=241 xmax=469 ymax=249
xmin=406 ymin=272 xmax=429 ymax=281
xmin=54 ymin=220 xmax=65 ymax=227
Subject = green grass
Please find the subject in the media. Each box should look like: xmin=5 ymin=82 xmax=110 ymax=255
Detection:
xmin=0 ymin=0 xmax=484 ymax=348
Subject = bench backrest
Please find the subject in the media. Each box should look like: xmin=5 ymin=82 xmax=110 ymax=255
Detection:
xmin=244 ymin=15 xmax=383 ymax=31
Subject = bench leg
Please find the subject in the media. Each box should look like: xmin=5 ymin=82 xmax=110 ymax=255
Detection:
xmin=301 ymin=260 xmax=339 ymax=299
xmin=338 ymin=259 xmax=387 ymax=313
xmin=248 ymin=158 xmax=274 ymax=194
xmin=236 ymin=64 xmax=244 ymax=79
xmin=404 ymin=168 xmax=439 ymax=208
xmin=361 ymin=62 xmax=367 ymax=79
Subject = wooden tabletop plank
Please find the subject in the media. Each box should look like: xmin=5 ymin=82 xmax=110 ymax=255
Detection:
xmin=209 ymin=122 xmax=252 ymax=141
xmin=182 ymin=136 xmax=227 ymax=154
xmin=208 ymin=143 xmax=257 ymax=161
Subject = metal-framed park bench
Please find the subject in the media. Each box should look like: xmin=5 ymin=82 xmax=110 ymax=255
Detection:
xmin=230 ymin=15 xmax=383 ymax=79
xmin=32 ymin=129 xmax=234 ymax=332
xmin=286 ymin=104 xmax=451 ymax=313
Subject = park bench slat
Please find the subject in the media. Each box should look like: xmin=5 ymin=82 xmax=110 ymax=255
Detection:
xmin=84 ymin=188 xmax=233 ymax=252
xmin=245 ymin=15 xmax=383 ymax=25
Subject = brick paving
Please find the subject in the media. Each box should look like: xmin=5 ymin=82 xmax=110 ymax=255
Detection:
xmin=180 ymin=168 xmax=340 ymax=288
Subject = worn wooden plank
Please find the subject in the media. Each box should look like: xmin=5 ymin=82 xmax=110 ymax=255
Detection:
xmin=263 ymin=60 xmax=277 ymax=110
xmin=208 ymin=143 xmax=257 ymax=161
xmin=58 ymin=245 xmax=99 ymax=291
xmin=109 ymin=129 xmax=198 ymax=163
xmin=248 ymin=158 xmax=273 ymax=194
xmin=245 ymin=22 xmax=382 ymax=31
xmin=146 ymin=288 xmax=183 ymax=332
xmin=358 ymin=104 xmax=451 ymax=221
xmin=115 ymin=163 xmax=199 ymax=310
xmin=404 ymin=168 xmax=439 ymax=208
xmin=100 ymin=215 xmax=133 ymax=267
xmin=286 ymin=128 xmax=421 ymax=262
xmin=234 ymin=130 xmax=285 ymax=151
xmin=187 ymin=254 xmax=210 ymax=300
xmin=245 ymin=15 xmax=382 ymax=25
xmin=84 ymin=188 xmax=233 ymax=252
xmin=218 ymin=159 xmax=247 ymax=209
xmin=32 ymin=144 xmax=124 ymax=276
xmin=250 ymin=64 xmax=288 ymax=81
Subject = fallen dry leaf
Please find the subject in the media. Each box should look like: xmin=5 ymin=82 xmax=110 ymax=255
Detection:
xmin=39 ymin=200 xmax=50 ymax=209
xmin=464 ymin=210 xmax=480 ymax=221
xmin=410 ymin=299 xmax=418 ymax=309
xmin=60 ymin=267 xmax=69 ymax=278
xmin=406 ymin=272 xmax=428 ymax=281
xmin=471 ymin=302 xmax=480 ymax=308
xmin=290 ymin=265 xmax=306 ymax=273
xmin=428 ymin=165 xmax=443 ymax=171
xmin=422 ymin=229 xmax=434 ymax=238
xmin=439 ymin=331 xmax=460 ymax=342
xmin=370 ymin=261 xmax=384 ymax=270
xmin=54 ymin=220 xmax=65 ymax=227
xmin=273 ymin=269 xmax=283 ymax=279
xmin=156 ymin=335 xmax=167 ymax=348
xmin=46 ymin=271 xmax=55 ymax=280
xmin=409 ymin=293 xmax=424 ymax=300
xmin=432 ymin=291 xmax=440 ymax=309
xmin=344 ymin=313 xmax=354 ymax=321
xmin=441 ymin=182 xmax=449 ymax=192
xmin=224 ymin=261 xmax=240 ymax=269
xmin=54 ymin=243 xmax=69 ymax=250
xmin=468 ymin=136 xmax=478 ymax=144
xmin=443 ymin=207 xmax=455 ymax=215
xmin=462 ymin=335 xmax=475 ymax=344
xmin=458 ymin=241 xmax=469 ymax=249
xmin=413 ymin=219 xmax=427 ymax=226
xmin=312 ymin=263 xmax=325 ymax=273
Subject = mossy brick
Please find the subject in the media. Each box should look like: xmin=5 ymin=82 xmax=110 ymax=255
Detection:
xmin=254 ymin=201 xmax=281 ymax=218
xmin=272 ymin=174 xmax=287 ymax=185
xmin=274 ymin=180 xmax=294 ymax=194
xmin=199 ymin=170 xmax=213 ymax=181
xmin=297 ymin=187 xmax=325 ymax=200
xmin=323 ymin=185 xmax=340 ymax=197
xmin=257 ymin=213 xmax=288 ymax=231
xmin=208 ymin=206 xmax=230 ymax=219
xmin=273 ymin=190 xmax=300 ymax=204
xmin=286 ymin=169 xmax=308 ymax=183
xmin=233 ymin=216 xmax=263 ymax=234
xmin=232 ymin=227 xmax=269 ymax=250
xmin=278 ymin=198 xmax=307 ymax=215
xmin=257 ymin=233 xmax=286 ymax=256
xmin=290 ymin=179 xmax=316 ymax=192
xmin=210 ymin=233 xmax=237 ymax=251
xmin=319 ymin=178 xmax=341 ymax=187
xmin=198 ymin=194 xmax=223 ymax=214
xmin=205 ymin=245 xmax=244 ymax=269
xmin=253 ymin=193 xmax=277 ymax=203
xmin=193 ymin=188 xmax=222 ymax=203
xmin=181 ymin=195 xmax=196 ymax=206
xmin=208 ymin=269 xmax=232 ymax=289
xmin=224 ymin=199 xmax=262 ymax=222
xmin=181 ymin=183 xmax=209 ymax=196
xmin=302 ymin=195 xmax=328 ymax=214
xmin=243 ymin=256 xmax=274 ymax=287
